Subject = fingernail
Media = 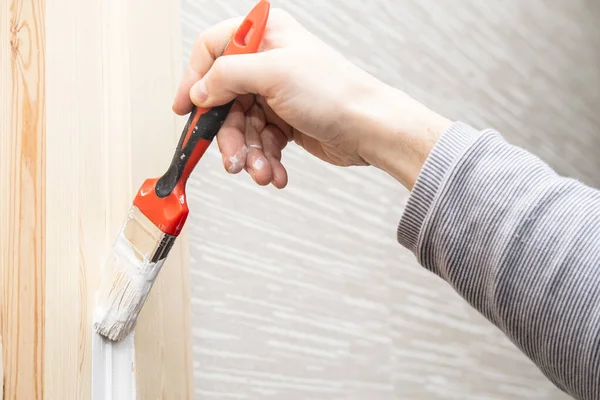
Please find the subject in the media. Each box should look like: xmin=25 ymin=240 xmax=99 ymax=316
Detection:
xmin=191 ymin=79 xmax=208 ymax=103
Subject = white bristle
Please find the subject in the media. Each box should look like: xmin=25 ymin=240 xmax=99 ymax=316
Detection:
xmin=93 ymin=209 xmax=172 ymax=341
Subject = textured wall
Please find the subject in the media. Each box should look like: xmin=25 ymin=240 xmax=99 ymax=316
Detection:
xmin=182 ymin=1 xmax=600 ymax=398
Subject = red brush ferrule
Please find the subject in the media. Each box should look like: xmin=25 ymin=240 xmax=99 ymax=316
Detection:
xmin=133 ymin=178 xmax=188 ymax=236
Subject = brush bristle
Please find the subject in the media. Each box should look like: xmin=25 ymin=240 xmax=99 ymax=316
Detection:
xmin=93 ymin=206 xmax=177 ymax=342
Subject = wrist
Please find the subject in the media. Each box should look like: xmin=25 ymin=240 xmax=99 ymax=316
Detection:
xmin=355 ymin=85 xmax=451 ymax=189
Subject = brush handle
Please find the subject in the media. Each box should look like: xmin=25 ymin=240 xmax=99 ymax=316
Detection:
xmin=132 ymin=0 xmax=270 ymax=236
xmin=154 ymin=0 xmax=270 ymax=198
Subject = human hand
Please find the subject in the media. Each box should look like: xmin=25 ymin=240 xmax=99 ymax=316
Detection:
xmin=173 ymin=9 xmax=451 ymax=189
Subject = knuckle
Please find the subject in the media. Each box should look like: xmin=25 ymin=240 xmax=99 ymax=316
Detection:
xmin=209 ymin=57 xmax=228 ymax=82
xmin=193 ymin=31 xmax=210 ymax=52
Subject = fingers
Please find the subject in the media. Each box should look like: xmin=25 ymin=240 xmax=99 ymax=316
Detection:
xmin=216 ymin=96 xmax=253 ymax=174
xmin=189 ymin=51 xmax=282 ymax=108
xmin=261 ymin=124 xmax=289 ymax=189
xmin=172 ymin=17 xmax=243 ymax=115
xmin=256 ymin=95 xmax=293 ymax=142
xmin=217 ymin=99 xmax=289 ymax=188
xmin=244 ymin=104 xmax=272 ymax=186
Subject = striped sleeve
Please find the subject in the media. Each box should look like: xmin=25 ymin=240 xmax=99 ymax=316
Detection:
xmin=397 ymin=122 xmax=600 ymax=400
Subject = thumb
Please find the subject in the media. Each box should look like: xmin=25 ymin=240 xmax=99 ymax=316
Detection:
xmin=189 ymin=52 xmax=281 ymax=107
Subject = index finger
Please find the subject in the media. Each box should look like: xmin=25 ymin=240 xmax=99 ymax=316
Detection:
xmin=172 ymin=17 xmax=243 ymax=115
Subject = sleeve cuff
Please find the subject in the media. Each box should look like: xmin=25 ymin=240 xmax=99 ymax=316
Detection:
xmin=397 ymin=121 xmax=482 ymax=254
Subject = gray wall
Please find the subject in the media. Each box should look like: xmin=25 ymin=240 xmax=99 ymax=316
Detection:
xmin=182 ymin=1 xmax=599 ymax=398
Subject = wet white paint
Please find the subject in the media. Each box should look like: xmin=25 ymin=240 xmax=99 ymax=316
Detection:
xmin=91 ymin=332 xmax=136 ymax=400
xmin=93 ymin=228 xmax=166 ymax=341
xmin=228 ymin=145 xmax=249 ymax=173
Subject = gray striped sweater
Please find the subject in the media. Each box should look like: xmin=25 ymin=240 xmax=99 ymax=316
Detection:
xmin=397 ymin=122 xmax=600 ymax=400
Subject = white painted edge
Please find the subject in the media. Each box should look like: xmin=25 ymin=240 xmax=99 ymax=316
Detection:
xmin=91 ymin=333 xmax=136 ymax=400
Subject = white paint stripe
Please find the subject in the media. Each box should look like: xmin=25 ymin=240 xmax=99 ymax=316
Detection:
xmin=91 ymin=333 xmax=136 ymax=400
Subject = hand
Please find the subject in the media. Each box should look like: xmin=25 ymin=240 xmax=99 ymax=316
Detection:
xmin=173 ymin=9 xmax=451 ymax=189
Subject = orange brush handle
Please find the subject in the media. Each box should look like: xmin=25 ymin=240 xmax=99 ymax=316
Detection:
xmin=133 ymin=0 xmax=270 ymax=236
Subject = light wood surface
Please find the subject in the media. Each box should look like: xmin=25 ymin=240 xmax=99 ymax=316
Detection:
xmin=0 ymin=1 xmax=46 ymax=399
xmin=2 ymin=0 xmax=193 ymax=398
xmin=127 ymin=0 xmax=193 ymax=397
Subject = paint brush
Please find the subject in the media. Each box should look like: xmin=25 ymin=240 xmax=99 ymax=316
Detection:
xmin=93 ymin=0 xmax=271 ymax=342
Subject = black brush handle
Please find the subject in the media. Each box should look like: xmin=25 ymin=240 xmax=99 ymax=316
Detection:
xmin=155 ymin=101 xmax=234 ymax=198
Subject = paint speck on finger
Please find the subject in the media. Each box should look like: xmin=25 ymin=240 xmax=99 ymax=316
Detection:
xmin=253 ymin=158 xmax=265 ymax=170
xmin=227 ymin=145 xmax=248 ymax=173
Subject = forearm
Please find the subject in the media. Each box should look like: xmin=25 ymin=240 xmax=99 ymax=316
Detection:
xmin=394 ymin=121 xmax=600 ymax=399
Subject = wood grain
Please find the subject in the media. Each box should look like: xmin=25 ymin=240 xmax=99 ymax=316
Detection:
xmin=182 ymin=0 xmax=598 ymax=399
xmin=44 ymin=0 xmax=104 ymax=396
xmin=43 ymin=0 xmax=192 ymax=398
xmin=0 ymin=0 xmax=46 ymax=399
xmin=1 ymin=0 xmax=191 ymax=397
xmin=127 ymin=0 xmax=194 ymax=397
